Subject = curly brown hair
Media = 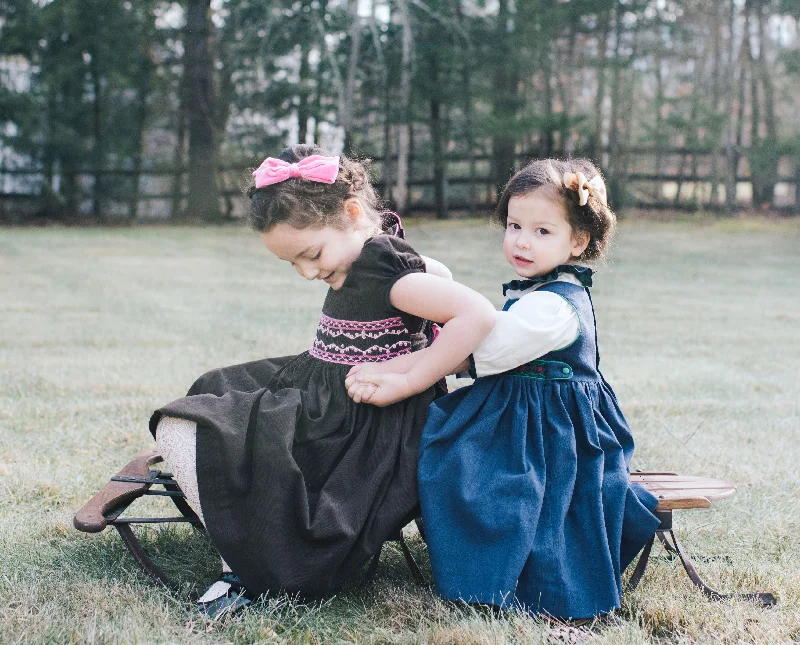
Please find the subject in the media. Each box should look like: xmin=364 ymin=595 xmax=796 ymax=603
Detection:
xmin=495 ymin=158 xmax=616 ymax=261
xmin=246 ymin=144 xmax=382 ymax=232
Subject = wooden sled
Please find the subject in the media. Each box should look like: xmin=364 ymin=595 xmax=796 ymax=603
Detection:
xmin=625 ymin=471 xmax=776 ymax=607
xmin=73 ymin=451 xmax=776 ymax=606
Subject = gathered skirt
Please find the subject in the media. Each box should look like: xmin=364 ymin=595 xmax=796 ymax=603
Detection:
xmin=418 ymin=374 xmax=660 ymax=619
xmin=150 ymin=352 xmax=437 ymax=597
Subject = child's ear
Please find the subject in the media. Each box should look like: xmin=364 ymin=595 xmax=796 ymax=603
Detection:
xmin=571 ymin=230 xmax=590 ymax=258
xmin=344 ymin=198 xmax=364 ymax=225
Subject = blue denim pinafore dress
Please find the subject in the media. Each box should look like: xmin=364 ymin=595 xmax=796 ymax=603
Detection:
xmin=417 ymin=274 xmax=660 ymax=619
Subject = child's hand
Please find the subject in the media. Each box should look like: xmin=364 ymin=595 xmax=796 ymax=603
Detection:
xmin=346 ymin=363 xmax=388 ymax=382
xmin=346 ymin=372 xmax=414 ymax=407
xmin=345 ymin=364 xmax=385 ymax=403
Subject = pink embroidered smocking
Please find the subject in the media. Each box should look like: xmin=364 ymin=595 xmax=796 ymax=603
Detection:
xmin=309 ymin=314 xmax=412 ymax=365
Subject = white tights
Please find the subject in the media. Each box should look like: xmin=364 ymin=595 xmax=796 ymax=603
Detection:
xmin=155 ymin=415 xmax=231 ymax=574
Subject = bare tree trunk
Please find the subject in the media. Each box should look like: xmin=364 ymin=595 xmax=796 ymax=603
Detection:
xmin=736 ymin=31 xmax=748 ymax=151
xmin=686 ymin=38 xmax=705 ymax=204
xmin=748 ymin=2 xmax=759 ymax=150
xmin=298 ymin=1 xmax=312 ymax=145
xmin=298 ymin=47 xmax=310 ymax=144
xmin=557 ymin=24 xmax=577 ymax=156
xmin=757 ymin=2 xmax=776 ymax=143
xmin=312 ymin=49 xmax=324 ymax=145
xmin=654 ymin=44 xmax=665 ymax=201
xmin=454 ymin=0 xmax=476 ymax=215
xmin=395 ymin=0 xmax=412 ymax=218
xmin=725 ymin=0 xmax=739 ymax=211
xmin=342 ymin=0 xmax=361 ymax=153
xmin=381 ymin=88 xmax=393 ymax=201
xmin=185 ymin=0 xmax=218 ymax=221
xmin=216 ymin=67 xmax=235 ymax=219
xmin=492 ymin=0 xmax=517 ymax=198
xmin=368 ymin=0 xmax=392 ymax=199
xmin=607 ymin=1 xmax=624 ymax=204
xmin=63 ymin=171 xmax=78 ymax=220
xmin=129 ymin=58 xmax=152 ymax=220
xmin=429 ymin=56 xmax=447 ymax=219
xmin=313 ymin=0 xmax=329 ymax=144
xmin=619 ymin=25 xmax=641 ymax=202
xmin=746 ymin=0 xmax=768 ymax=207
xmin=89 ymin=51 xmax=105 ymax=223
xmin=732 ymin=0 xmax=750 ymax=210
xmin=171 ymin=71 xmax=187 ymax=220
xmin=710 ymin=0 xmax=723 ymax=205
xmin=540 ymin=29 xmax=555 ymax=158
xmin=593 ymin=9 xmax=611 ymax=163
xmin=756 ymin=0 xmax=777 ymax=206
xmin=43 ymin=90 xmax=55 ymax=203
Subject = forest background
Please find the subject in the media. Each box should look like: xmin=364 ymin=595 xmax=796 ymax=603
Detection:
xmin=2 ymin=0 xmax=800 ymax=223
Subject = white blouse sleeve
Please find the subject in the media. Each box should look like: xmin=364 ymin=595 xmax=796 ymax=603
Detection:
xmin=470 ymin=291 xmax=580 ymax=378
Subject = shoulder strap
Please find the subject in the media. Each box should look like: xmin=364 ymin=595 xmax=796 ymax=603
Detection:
xmin=584 ymin=287 xmax=601 ymax=372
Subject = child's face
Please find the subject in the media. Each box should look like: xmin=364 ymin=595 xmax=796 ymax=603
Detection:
xmin=503 ymin=190 xmax=589 ymax=279
xmin=261 ymin=206 xmax=372 ymax=291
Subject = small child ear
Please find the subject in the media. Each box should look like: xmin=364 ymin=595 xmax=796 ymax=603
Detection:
xmin=571 ymin=230 xmax=590 ymax=257
xmin=344 ymin=198 xmax=363 ymax=224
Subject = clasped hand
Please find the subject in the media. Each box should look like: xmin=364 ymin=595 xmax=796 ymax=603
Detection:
xmin=344 ymin=364 xmax=413 ymax=407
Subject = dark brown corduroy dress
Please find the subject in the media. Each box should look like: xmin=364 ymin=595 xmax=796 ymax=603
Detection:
xmin=149 ymin=234 xmax=438 ymax=598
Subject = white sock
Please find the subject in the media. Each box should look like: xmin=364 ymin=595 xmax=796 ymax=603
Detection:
xmin=156 ymin=416 xmax=235 ymax=580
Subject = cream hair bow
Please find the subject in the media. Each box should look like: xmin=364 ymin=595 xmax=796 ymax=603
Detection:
xmin=563 ymin=171 xmax=607 ymax=207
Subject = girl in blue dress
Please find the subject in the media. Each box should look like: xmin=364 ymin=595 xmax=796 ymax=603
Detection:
xmin=346 ymin=158 xmax=661 ymax=619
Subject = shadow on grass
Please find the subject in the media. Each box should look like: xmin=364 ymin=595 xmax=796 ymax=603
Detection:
xmin=31 ymin=523 xmax=221 ymax=597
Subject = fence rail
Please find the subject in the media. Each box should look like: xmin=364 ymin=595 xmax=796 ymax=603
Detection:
xmin=2 ymin=147 xmax=799 ymax=221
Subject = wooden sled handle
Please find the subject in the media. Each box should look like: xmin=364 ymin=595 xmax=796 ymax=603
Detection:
xmin=73 ymin=449 xmax=164 ymax=533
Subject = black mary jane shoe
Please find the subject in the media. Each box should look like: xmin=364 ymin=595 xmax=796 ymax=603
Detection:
xmin=196 ymin=572 xmax=252 ymax=620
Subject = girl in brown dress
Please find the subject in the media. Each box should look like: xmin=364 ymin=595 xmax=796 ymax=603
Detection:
xmin=150 ymin=145 xmax=496 ymax=617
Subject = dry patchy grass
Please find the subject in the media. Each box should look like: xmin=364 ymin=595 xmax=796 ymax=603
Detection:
xmin=1 ymin=217 xmax=799 ymax=644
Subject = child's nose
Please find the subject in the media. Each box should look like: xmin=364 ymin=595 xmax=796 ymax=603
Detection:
xmin=295 ymin=263 xmax=319 ymax=280
xmin=515 ymin=234 xmax=531 ymax=250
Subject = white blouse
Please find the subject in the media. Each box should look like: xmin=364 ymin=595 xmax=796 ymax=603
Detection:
xmin=470 ymin=274 xmax=582 ymax=378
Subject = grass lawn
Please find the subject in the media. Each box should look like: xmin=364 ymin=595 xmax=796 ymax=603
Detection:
xmin=1 ymin=217 xmax=799 ymax=644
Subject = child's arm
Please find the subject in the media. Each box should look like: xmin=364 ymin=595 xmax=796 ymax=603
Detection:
xmin=344 ymin=254 xmax=464 ymax=383
xmin=348 ymin=289 xmax=578 ymax=401
xmin=344 ymin=254 xmax=452 ymax=380
xmin=420 ymin=255 xmax=453 ymax=281
xmin=346 ymin=273 xmax=496 ymax=406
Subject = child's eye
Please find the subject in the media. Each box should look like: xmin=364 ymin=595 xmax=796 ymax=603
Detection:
xmin=536 ymin=228 xmax=550 ymax=235
xmin=508 ymin=222 xmax=521 ymax=230
xmin=311 ymin=250 xmax=321 ymax=260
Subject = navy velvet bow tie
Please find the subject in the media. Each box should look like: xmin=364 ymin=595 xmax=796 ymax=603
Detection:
xmin=502 ymin=265 xmax=594 ymax=296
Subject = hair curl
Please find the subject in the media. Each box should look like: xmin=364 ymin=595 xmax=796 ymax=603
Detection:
xmin=495 ymin=158 xmax=616 ymax=262
xmin=246 ymin=144 xmax=382 ymax=232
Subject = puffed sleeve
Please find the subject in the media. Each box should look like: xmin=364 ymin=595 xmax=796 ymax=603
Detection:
xmin=346 ymin=234 xmax=426 ymax=309
xmin=470 ymin=290 xmax=580 ymax=377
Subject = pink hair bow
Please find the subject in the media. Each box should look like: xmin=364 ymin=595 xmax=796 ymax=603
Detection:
xmin=253 ymin=154 xmax=340 ymax=188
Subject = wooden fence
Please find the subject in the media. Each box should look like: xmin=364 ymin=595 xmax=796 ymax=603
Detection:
xmin=1 ymin=147 xmax=799 ymax=222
